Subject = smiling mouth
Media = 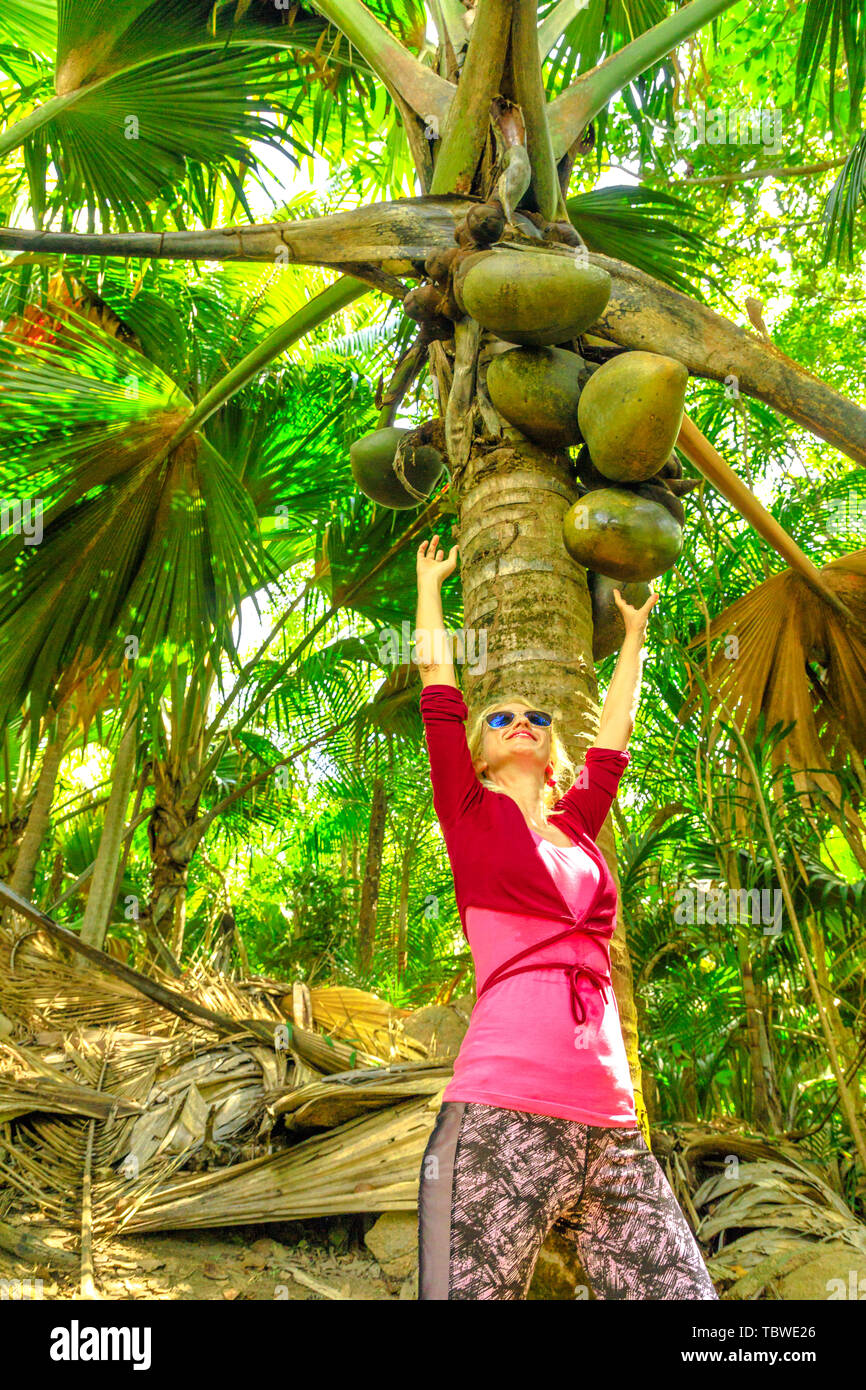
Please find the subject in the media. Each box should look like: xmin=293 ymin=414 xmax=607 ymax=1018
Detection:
xmin=508 ymin=730 xmax=536 ymax=741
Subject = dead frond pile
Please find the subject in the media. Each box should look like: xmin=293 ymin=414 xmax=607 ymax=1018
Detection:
xmin=0 ymin=917 xmax=449 ymax=1248
xmin=658 ymin=1124 xmax=866 ymax=1299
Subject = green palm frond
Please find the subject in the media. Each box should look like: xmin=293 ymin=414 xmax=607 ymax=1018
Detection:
xmin=0 ymin=258 xmax=383 ymax=739
xmin=0 ymin=0 xmax=56 ymax=55
xmin=795 ymin=0 xmax=866 ymax=134
xmin=1 ymin=0 xmax=461 ymax=221
xmin=0 ymin=2 xmax=348 ymax=226
xmin=239 ymin=634 xmax=376 ymax=745
xmin=568 ymin=184 xmax=728 ymax=301
xmin=364 ymin=663 xmax=424 ymax=741
xmin=212 ymin=360 xmax=375 ymax=566
xmin=0 ymin=297 xmax=187 ymax=493
xmin=645 ymin=966 xmax=739 ymax=1058
xmin=316 ymin=492 xmax=456 ymax=632
xmin=543 ymin=0 xmax=667 ymax=92
xmin=0 ymin=303 xmax=276 ymax=733
xmin=304 ymin=319 xmax=401 ymax=376
xmin=820 ymin=130 xmax=866 ymax=267
xmin=38 ymin=52 xmax=297 ymax=227
xmin=618 ymin=814 xmax=694 ymax=895
xmin=543 ymin=0 xmax=676 ymax=163
xmin=793 ymin=853 xmax=866 ymax=923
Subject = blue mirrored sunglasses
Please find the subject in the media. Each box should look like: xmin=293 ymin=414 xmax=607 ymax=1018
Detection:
xmin=484 ymin=710 xmax=552 ymax=729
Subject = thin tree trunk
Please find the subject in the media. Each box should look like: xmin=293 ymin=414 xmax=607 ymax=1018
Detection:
xmin=0 ymin=729 xmax=32 ymax=880
xmin=2 ymin=705 xmax=73 ymax=927
xmin=728 ymin=721 xmax=866 ymax=1169
xmin=632 ymin=971 xmax=660 ymax=1125
xmin=454 ymin=432 xmax=650 ymax=1142
xmin=340 ymin=837 xmax=350 ymax=909
xmin=722 ymin=844 xmax=784 ymax=1131
xmin=736 ymin=934 xmax=783 ymax=1131
xmin=682 ymin=1059 xmax=698 ymax=1121
xmin=806 ymin=910 xmax=866 ymax=1132
xmin=79 ymin=707 xmax=140 ymax=954
xmin=357 ymin=777 xmax=387 ymax=974
xmin=139 ymin=766 xmax=201 ymax=971
xmin=351 ymin=835 xmax=361 ymax=915
xmin=397 ymin=845 xmax=413 ymax=977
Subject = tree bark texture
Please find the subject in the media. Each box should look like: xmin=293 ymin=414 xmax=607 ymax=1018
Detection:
xmin=141 ymin=765 xmax=202 ymax=968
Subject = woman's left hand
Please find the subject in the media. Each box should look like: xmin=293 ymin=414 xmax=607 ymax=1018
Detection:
xmin=612 ymin=586 xmax=659 ymax=636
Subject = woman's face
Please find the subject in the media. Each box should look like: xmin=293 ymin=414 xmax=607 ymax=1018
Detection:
xmin=475 ymin=702 xmax=552 ymax=782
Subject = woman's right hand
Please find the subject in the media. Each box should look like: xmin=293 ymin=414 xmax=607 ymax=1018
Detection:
xmin=417 ymin=534 xmax=459 ymax=588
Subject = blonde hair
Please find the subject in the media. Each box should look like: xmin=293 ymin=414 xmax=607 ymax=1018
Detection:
xmin=466 ymin=693 xmax=576 ymax=816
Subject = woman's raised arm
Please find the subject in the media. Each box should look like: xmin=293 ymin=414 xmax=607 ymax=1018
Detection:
xmin=595 ymin=587 xmax=659 ymax=752
xmin=415 ymin=535 xmax=484 ymax=828
xmin=415 ymin=534 xmax=460 ymax=689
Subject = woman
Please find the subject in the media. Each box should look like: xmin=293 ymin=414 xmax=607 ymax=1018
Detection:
xmin=414 ymin=533 xmax=717 ymax=1302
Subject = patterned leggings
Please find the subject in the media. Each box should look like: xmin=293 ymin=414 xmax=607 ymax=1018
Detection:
xmin=418 ymin=1101 xmax=718 ymax=1300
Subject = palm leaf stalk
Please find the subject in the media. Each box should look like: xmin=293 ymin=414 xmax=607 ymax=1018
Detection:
xmin=714 ymin=692 xmax=866 ymax=1170
xmin=4 ymin=205 xmax=865 ymax=465
xmin=545 ymin=0 xmax=740 ymax=157
xmin=677 ymin=414 xmax=858 ymax=629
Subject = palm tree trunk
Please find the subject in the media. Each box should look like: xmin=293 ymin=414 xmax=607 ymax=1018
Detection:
xmin=397 ymin=844 xmax=413 ymax=977
xmin=2 ymin=705 xmax=73 ymax=926
xmin=736 ymin=934 xmax=783 ymax=1131
xmin=806 ymin=910 xmax=866 ymax=1132
xmin=79 ymin=709 xmax=139 ymax=954
xmin=357 ymin=776 xmax=387 ymax=974
xmin=140 ymin=766 xmax=201 ymax=970
xmin=454 ymin=434 xmax=650 ymax=1142
xmin=351 ymin=835 xmax=361 ymax=914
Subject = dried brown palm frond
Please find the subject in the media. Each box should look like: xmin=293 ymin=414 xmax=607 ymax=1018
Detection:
xmin=0 ymin=926 xmax=189 ymax=1039
xmin=0 ymin=1024 xmax=440 ymax=1236
xmin=678 ymin=551 xmax=866 ymax=801
xmin=0 ymin=1038 xmax=145 ymax=1124
xmin=306 ymin=986 xmax=428 ymax=1063
xmin=0 ymin=1029 xmax=164 ymax=1232
xmin=652 ymin=1123 xmax=866 ymax=1298
xmin=273 ymin=1063 xmax=451 ymax=1133
xmin=0 ymin=897 xmax=442 ymax=1245
xmin=0 ymin=913 xmax=388 ymax=1076
xmin=693 ymin=1153 xmax=866 ymax=1295
xmin=116 ymin=1093 xmax=443 ymax=1234
xmin=0 ymin=904 xmax=426 ymax=1072
xmin=308 ymin=985 xmax=411 ymax=1026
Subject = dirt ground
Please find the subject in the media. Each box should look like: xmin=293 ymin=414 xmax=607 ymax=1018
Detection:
xmin=0 ymin=1214 xmax=406 ymax=1301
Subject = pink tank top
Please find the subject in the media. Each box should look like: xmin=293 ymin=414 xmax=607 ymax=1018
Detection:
xmin=440 ymin=830 xmax=638 ymax=1127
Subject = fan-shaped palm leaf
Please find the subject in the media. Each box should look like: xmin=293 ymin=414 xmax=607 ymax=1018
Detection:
xmin=0 ymin=2 xmax=350 ymax=225
xmin=0 ymin=302 xmax=281 ymax=732
xmin=679 ymin=552 xmax=866 ymax=796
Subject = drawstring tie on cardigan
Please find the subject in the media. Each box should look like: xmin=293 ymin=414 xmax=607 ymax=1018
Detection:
xmin=475 ymin=920 xmax=611 ymax=1028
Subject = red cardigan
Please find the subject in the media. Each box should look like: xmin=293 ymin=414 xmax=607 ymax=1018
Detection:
xmin=419 ymin=683 xmax=629 ymax=941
